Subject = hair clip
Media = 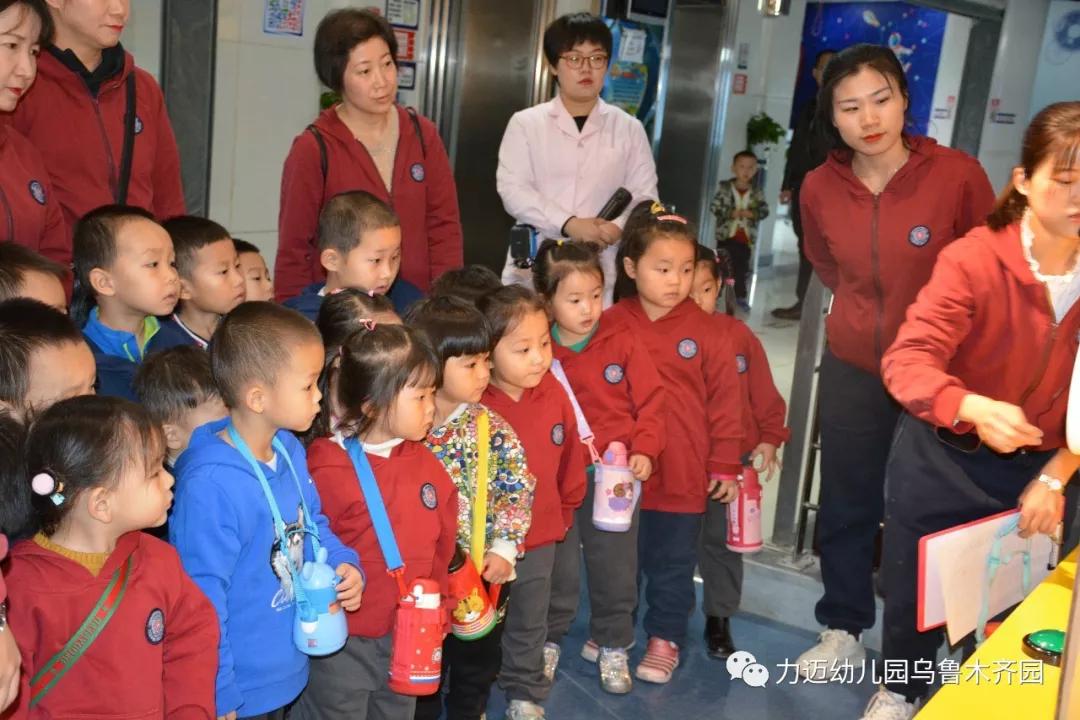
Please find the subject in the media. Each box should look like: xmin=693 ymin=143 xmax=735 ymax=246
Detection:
xmin=368 ymin=290 xmax=375 ymax=298
xmin=359 ymin=318 xmax=377 ymax=331
xmin=31 ymin=472 xmax=65 ymax=506
xmin=556 ymin=239 xmax=564 ymax=246
xmin=649 ymin=201 xmax=667 ymax=216
xmin=657 ymin=214 xmax=688 ymax=224
xmin=329 ymin=287 xmax=345 ymax=295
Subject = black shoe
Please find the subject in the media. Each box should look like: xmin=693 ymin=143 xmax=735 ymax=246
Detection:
xmin=705 ymin=616 xmax=736 ymax=659
xmin=771 ymin=303 xmax=802 ymax=321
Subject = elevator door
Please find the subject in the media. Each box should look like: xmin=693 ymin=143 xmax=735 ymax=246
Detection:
xmin=653 ymin=0 xmax=731 ymax=232
xmin=427 ymin=0 xmax=556 ymax=271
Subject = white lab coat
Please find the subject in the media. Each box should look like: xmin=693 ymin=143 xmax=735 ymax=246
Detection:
xmin=496 ymin=94 xmax=659 ymax=306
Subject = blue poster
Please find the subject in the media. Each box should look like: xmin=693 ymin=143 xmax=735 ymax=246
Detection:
xmin=791 ymin=2 xmax=947 ymax=135
xmin=601 ymin=20 xmax=664 ymax=132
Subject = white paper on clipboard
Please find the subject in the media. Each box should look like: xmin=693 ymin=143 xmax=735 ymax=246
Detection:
xmin=918 ymin=509 xmax=1052 ymax=645
xmin=1067 ymin=344 xmax=1080 ymax=453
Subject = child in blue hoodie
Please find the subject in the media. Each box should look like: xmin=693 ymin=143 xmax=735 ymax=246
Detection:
xmin=283 ymin=190 xmax=423 ymax=319
xmin=170 ymin=301 xmax=364 ymax=719
xmin=71 ymin=205 xmax=181 ymax=401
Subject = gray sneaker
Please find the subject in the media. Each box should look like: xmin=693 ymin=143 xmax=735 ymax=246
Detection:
xmin=598 ymin=646 xmax=632 ymax=694
xmin=505 ymin=700 xmax=545 ymax=720
xmin=542 ymin=642 xmax=561 ymax=683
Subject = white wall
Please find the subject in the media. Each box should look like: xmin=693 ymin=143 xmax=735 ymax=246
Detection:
xmin=925 ymin=12 xmax=972 ymax=146
xmin=978 ymin=0 xmax=1051 ymax=191
xmin=1029 ymin=0 xmax=1080 ymax=120
xmin=126 ymin=0 xmax=163 ymax=80
xmin=719 ymin=0 xmax=808 ymax=267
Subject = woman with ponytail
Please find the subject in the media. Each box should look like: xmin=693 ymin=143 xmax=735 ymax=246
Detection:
xmin=868 ymin=101 xmax=1080 ymax=718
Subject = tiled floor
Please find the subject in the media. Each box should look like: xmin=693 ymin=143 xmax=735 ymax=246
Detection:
xmin=478 ymin=220 xmax=886 ymax=719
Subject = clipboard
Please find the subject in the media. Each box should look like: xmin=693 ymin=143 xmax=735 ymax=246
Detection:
xmin=918 ymin=509 xmax=1053 ymax=645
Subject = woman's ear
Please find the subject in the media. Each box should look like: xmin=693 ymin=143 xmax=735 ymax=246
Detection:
xmin=1011 ymin=167 xmax=1030 ymax=197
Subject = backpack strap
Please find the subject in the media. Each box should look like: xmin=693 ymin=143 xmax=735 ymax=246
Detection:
xmin=116 ymin=73 xmax=137 ymax=205
xmin=307 ymin=125 xmax=329 ymax=187
xmin=469 ymin=411 xmax=491 ymax=574
xmin=406 ymin=107 xmax=426 ymax=160
xmin=29 ymin=555 xmax=135 ymax=707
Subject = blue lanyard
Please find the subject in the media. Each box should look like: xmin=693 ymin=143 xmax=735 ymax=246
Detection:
xmin=343 ymin=437 xmax=406 ymax=586
xmin=976 ymin=516 xmax=1032 ymax=644
xmin=227 ymin=424 xmax=322 ymax=617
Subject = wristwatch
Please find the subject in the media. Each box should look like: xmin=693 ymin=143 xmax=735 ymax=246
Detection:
xmin=0 ymin=600 xmax=7 ymax=633
xmin=1036 ymin=474 xmax=1065 ymax=493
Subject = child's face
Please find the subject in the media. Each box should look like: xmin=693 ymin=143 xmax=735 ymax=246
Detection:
xmin=22 ymin=340 xmax=96 ymax=418
xmin=550 ymin=269 xmax=603 ymax=339
xmin=491 ymin=309 xmax=552 ymax=394
xmin=440 ymin=352 xmax=491 ymax=406
xmin=96 ymin=219 xmax=180 ymax=317
xmin=110 ymin=438 xmax=174 ymax=532
xmin=383 ymin=378 xmax=437 ymax=441
xmin=691 ymin=262 xmax=719 ymax=315
xmin=259 ymin=339 xmax=325 ymax=433
xmin=733 ymin=156 xmax=759 ymax=186
xmin=165 ymin=395 xmax=228 ymax=462
xmin=327 ymin=226 xmax=402 ymax=296
xmin=623 ymin=236 xmax=696 ymax=315
xmin=180 ymin=239 xmax=246 ymax=315
xmin=238 ymin=251 xmax=274 ymax=302
xmin=17 ymin=270 xmax=67 ymax=313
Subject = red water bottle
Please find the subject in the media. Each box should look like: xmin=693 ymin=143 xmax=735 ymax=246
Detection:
xmin=387 ymin=577 xmax=444 ymax=695
xmin=726 ymin=467 xmax=763 ymax=553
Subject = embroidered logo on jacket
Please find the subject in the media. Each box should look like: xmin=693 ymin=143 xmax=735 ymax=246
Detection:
xmin=551 ymin=423 xmax=565 ymax=446
xmin=28 ymin=180 xmax=45 ymax=205
xmin=604 ymin=363 xmax=625 ymax=384
xmin=908 ymin=225 xmax=931 ymax=247
xmin=134 ymin=116 xmax=144 ymax=135
xmin=735 ymin=354 xmax=748 ymax=374
xmin=421 ymin=482 xmax=438 ymax=509
xmin=145 ymin=608 xmax=165 ymax=644
xmin=410 ymin=163 xmax=425 ymax=182
xmin=677 ymin=338 xmax=699 ymax=359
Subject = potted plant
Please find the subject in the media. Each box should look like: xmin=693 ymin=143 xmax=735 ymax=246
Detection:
xmin=746 ymin=111 xmax=786 ymax=154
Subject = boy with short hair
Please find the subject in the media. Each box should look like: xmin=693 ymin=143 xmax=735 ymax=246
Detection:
xmin=284 ymin=190 xmax=423 ymax=319
xmin=149 ymin=216 xmax=246 ymax=351
xmin=430 ymin=264 xmax=503 ymax=306
xmin=72 ymin=205 xmax=179 ymax=401
xmin=711 ymin=151 xmax=770 ymax=312
xmin=0 ymin=242 xmax=68 ymax=313
xmin=235 ymin=238 xmax=275 ymax=302
xmin=169 ymin=301 xmax=365 ymax=719
xmin=133 ymin=345 xmax=228 ymax=468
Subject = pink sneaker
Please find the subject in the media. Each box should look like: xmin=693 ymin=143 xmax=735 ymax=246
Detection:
xmin=634 ymin=637 xmax=680 ymax=684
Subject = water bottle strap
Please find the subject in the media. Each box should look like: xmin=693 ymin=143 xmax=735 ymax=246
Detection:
xmin=550 ymin=359 xmax=595 ymax=443
xmin=976 ymin=516 xmax=1032 ymax=644
xmin=470 ymin=411 xmax=491 ymax=574
xmin=344 ymin=437 xmax=406 ymax=574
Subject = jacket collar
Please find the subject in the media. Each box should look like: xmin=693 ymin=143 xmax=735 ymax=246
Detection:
xmin=44 ymin=44 xmax=129 ymax=97
xmin=83 ymin=307 xmax=160 ymax=362
xmin=547 ymin=94 xmax=610 ymax=139
xmin=822 ymin=134 xmax=937 ymax=197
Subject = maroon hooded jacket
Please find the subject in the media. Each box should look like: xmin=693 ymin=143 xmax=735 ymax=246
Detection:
xmin=10 ymin=48 xmax=185 ymax=242
xmin=276 ymin=105 xmax=463 ymax=299
xmin=801 ymin=135 xmax=994 ymax=375
xmin=0 ymin=125 xmax=66 ymax=263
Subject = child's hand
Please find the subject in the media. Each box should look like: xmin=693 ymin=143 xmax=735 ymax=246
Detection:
xmin=750 ymin=443 xmax=781 ymax=482
xmin=629 ymin=453 xmax=652 ymax=481
xmin=707 ymin=478 xmax=740 ymax=503
xmin=217 ymin=713 xmax=237 ymax=720
xmin=482 ymin=552 xmax=513 ymax=584
xmin=0 ymin=623 xmax=19 ymax=713
xmin=335 ymin=563 xmax=365 ymax=612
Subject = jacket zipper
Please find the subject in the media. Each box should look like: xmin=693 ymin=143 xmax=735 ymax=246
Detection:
xmin=91 ymin=97 xmax=119 ymax=198
xmin=0 ymin=186 xmax=12 ymax=242
xmin=1018 ymin=287 xmax=1058 ymax=407
xmin=870 ymin=194 xmax=884 ymax=361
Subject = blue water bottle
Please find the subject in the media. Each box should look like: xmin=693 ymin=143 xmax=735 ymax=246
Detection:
xmin=293 ymin=547 xmax=348 ymax=656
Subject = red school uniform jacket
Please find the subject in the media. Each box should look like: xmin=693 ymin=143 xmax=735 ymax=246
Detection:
xmin=552 ymin=315 xmax=666 ymax=465
xmin=800 ymin=135 xmax=994 ymax=375
xmin=882 ymin=223 xmax=1080 ymax=451
xmin=0 ymin=125 xmax=67 ymax=264
xmin=307 ymin=438 xmax=458 ymax=638
xmin=712 ymin=313 xmax=790 ymax=455
xmin=605 ymin=297 xmax=744 ymax=514
xmin=4 ymin=532 xmax=218 ymax=719
xmin=482 ymin=372 xmax=587 ymax=550
xmin=276 ymin=105 xmax=463 ymax=299
xmin=10 ymin=47 xmax=185 ymax=240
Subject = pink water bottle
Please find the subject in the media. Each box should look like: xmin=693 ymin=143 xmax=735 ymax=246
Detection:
xmin=726 ymin=467 xmax=763 ymax=553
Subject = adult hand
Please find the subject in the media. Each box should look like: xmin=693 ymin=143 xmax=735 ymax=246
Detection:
xmin=779 ymin=189 xmax=792 ymax=205
xmin=957 ymin=395 xmax=1043 ymax=454
xmin=0 ymin=624 xmax=18 ymax=714
xmin=750 ymin=443 xmax=781 ymax=482
xmin=335 ymin=563 xmax=365 ymax=612
xmin=707 ymin=477 xmax=740 ymax=503
xmin=629 ymin=453 xmax=653 ymax=481
xmin=482 ymin=552 xmax=513 ymax=584
xmin=565 ymin=217 xmax=621 ymax=247
xmin=1017 ymin=478 xmax=1064 ymax=539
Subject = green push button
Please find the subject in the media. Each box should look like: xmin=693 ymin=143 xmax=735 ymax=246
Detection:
xmin=1022 ymin=630 xmax=1065 ymax=666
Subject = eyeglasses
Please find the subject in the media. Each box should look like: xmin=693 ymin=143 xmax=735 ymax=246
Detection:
xmin=559 ymin=53 xmax=609 ymax=70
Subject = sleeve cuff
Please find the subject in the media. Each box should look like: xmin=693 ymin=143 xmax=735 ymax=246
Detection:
xmin=760 ymin=430 xmax=790 ymax=447
xmin=932 ymin=385 xmax=973 ymax=432
xmin=489 ymin=539 xmax=519 ymax=567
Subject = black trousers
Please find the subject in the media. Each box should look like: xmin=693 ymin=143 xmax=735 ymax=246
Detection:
xmin=718 ymin=239 xmax=752 ymax=301
xmin=413 ymin=581 xmax=512 ymax=720
xmin=814 ymin=349 xmax=901 ymax=635
xmin=880 ymin=414 xmax=1055 ymax=702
